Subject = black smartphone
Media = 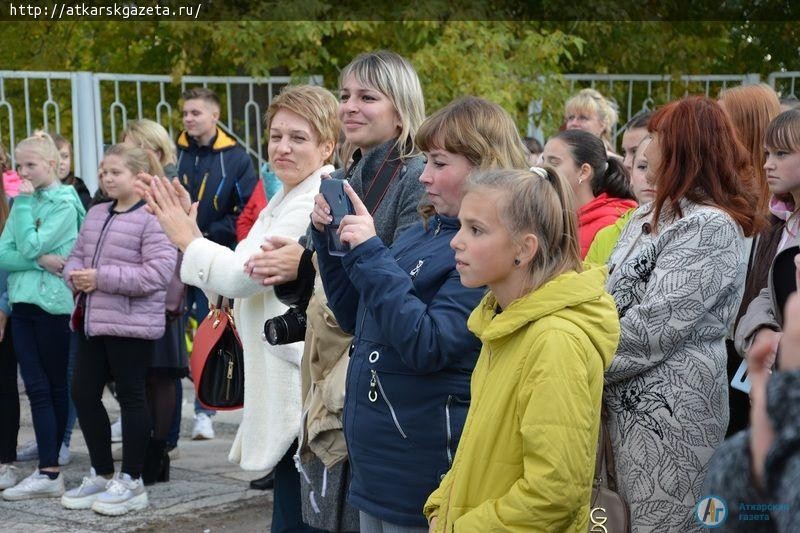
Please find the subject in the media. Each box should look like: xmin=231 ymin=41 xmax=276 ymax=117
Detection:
xmin=319 ymin=179 xmax=355 ymax=256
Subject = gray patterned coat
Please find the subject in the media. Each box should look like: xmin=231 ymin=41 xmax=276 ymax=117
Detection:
xmin=605 ymin=201 xmax=750 ymax=532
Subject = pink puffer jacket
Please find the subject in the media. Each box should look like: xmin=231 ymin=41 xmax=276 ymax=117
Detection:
xmin=63 ymin=200 xmax=178 ymax=340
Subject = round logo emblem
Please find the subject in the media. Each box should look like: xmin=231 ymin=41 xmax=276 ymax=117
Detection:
xmin=695 ymin=495 xmax=728 ymax=528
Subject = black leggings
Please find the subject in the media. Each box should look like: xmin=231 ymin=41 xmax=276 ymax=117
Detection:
xmin=72 ymin=335 xmax=153 ymax=478
xmin=146 ymin=373 xmax=175 ymax=441
xmin=0 ymin=328 xmax=19 ymax=464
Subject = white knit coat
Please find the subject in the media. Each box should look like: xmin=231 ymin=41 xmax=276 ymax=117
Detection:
xmin=181 ymin=165 xmax=333 ymax=471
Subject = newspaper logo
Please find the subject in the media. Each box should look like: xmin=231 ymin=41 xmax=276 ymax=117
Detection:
xmin=695 ymin=495 xmax=728 ymax=528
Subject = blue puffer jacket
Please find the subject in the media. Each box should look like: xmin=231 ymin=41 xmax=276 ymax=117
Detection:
xmin=313 ymin=214 xmax=484 ymax=527
xmin=176 ymin=128 xmax=257 ymax=249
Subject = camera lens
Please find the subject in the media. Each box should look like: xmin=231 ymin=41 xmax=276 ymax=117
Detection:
xmin=264 ymin=317 xmax=287 ymax=346
xmin=263 ymin=308 xmax=307 ymax=346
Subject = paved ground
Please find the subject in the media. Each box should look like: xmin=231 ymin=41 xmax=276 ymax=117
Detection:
xmin=3 ymin=379 xmax=273 ymax=532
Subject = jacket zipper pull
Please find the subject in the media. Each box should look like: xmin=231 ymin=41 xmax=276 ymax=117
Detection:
xmin=434 ymin=218 xmax=442 ymax=236
xmin=368 ymin=370 xmax=378 ymax=403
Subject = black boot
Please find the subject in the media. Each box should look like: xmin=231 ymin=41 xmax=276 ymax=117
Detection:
xmin=249 ymin=471 xmax=274 ymax=490
xmin=158 ymin=448 xmax=170 ymax=483
xmin=142 ymin=438 xmax=169 ymax=486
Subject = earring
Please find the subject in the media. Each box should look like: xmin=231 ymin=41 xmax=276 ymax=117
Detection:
xmin=578 ymin=177 xmax=584 ymax=185
xmin=514 ymin=258 xmax=520 ymax=266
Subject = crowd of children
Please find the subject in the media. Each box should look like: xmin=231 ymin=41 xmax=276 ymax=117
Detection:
xmin=0 ymin=51 xmax=799 ymax=533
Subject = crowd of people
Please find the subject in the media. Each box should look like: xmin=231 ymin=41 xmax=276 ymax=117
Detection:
xmin=0 ymin=49 xmax=799 ymax=533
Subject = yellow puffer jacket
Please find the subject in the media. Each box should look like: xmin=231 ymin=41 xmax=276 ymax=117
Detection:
xmin=424 ymin=266 xmax=619 ymax=532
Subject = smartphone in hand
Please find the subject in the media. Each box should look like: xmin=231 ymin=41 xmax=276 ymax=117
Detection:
xmin=730 ymin=359 xmax=750 ymax=394
xmin=319 ymin=179 xmax=355 ymax=256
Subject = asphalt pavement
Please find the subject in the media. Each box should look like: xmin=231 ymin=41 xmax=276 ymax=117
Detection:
xmin=3 ymin=379 xmax=273 ymax=532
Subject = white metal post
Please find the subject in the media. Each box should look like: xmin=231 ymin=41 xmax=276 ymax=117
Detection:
xmin=74 ymin=71 xmax=100 ymax=193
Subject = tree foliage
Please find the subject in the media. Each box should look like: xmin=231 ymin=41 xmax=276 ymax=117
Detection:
xmin=2 ymin=15 xmax=800 ymax=140
xmin=2 ymin=20 xmax=582 ymax=133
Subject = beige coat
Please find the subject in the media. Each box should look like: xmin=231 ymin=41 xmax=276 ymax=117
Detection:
xmin=298 ymin=258 xmax=352 ymax=467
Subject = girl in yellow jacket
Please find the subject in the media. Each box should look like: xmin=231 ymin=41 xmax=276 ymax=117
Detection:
xmin=425 ymin=167 xmax=620 ymax=532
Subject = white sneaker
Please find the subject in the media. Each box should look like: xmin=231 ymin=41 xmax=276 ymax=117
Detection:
xmin=110 ymin=419 xmax=123 ymax=443
xmin=2 ymin=470 xmax=64 ymax=500
xmin=91 ymin=473 xmax=148 ymax=516
xmin=58 ymin=443 xmax=71 ymax=466
xmin=62 ymin=468 xmax=110 ymax=510
xmin=0 ymin=464 xmax=20 ymax=489
xmin=16 ymin=440 xmax=38 ymax=462
xmin=191 ymin=413 xmax=214 ymax=440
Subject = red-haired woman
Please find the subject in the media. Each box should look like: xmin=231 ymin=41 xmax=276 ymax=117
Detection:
xmin=603 ymin=97 xmax=760 ymax=531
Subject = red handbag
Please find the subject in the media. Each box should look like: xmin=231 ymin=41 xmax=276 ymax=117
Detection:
xmin=190 ymin=297 xmax=244 ymax=411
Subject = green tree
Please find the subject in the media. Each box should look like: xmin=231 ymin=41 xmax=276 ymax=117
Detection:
xmin=4 ymin=16 xmax=799 ymax=141
xmin=1 ymin=20 xmax=582 ymax=135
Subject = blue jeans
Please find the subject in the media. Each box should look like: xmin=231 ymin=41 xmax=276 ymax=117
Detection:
xmin=12 ymin=304 xmax=70 ymax=469
xmin=271 ymin=441 xmax=325 ymax=533
xmin=62 ymin=332 xmax=79 ymax=448
xmin=166 ymin=384 xmax=215 ymax=447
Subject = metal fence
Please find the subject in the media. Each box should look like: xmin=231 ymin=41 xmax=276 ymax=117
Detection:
xmin=768 ymin=71 xmax=800 ymax=100
xmin=2 ymin=69 xmax=800 ymax=191
xmin=0 ymin=71 xmax=76 ymax=170
xmin=0 ymin=71 xmax=321 ymax=192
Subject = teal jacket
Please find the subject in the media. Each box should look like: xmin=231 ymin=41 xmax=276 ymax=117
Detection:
xmin=0 ymin=184 xmax=85 ymax=315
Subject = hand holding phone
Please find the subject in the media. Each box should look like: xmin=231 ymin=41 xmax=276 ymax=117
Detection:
xmin=730 ymin=359 xmax=750 ymax=394
xmin=337 ymin=181 xmax=380 ymax=251
xmin=319 ymin=179 xmax=355 ymax=256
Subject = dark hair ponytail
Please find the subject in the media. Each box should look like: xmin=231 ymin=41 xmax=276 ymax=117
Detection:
xmin=593 ymin=157 xmax=634 ymax=200
xmin=554 ymin=129 xmax=634 ymax=200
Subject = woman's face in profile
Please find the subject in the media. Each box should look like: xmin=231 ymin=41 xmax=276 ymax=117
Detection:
xmin=643 ymin=132 xmax=661 ymax=190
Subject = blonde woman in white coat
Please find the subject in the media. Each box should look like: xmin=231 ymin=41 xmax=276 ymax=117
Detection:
xmin=141 ymin=85 xmax=338 ymax=532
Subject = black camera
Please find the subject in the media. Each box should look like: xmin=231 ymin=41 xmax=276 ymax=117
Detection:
xmin=264 ymin=306 xmax=308 ymax=345
xmin=264 ymin=245 xmax=315 ymax=346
